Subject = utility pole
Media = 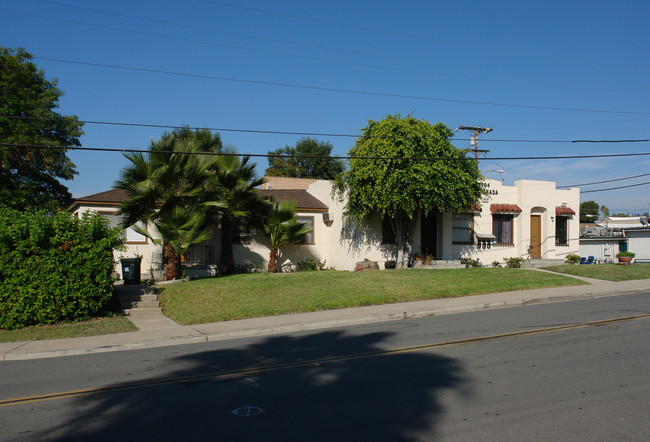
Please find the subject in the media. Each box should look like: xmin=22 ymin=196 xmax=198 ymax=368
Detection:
xmin=455 ymin=125 xmax=492 ymax=162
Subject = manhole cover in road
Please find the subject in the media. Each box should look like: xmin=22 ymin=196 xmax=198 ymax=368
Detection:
xmin=231 ymin=406 xmax=265 ymax=417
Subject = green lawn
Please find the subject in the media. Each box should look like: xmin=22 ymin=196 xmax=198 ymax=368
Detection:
xmin=0 ymin=316 xmax=137 ymax=343
xmin=541 ymin=263 xmax=650 ymax=281
xmin=158 ymin=268 xmax=588 ymax=325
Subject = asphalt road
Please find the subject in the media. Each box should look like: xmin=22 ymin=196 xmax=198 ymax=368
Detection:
xmin=1 ymin=292 xmax=649 ymax=441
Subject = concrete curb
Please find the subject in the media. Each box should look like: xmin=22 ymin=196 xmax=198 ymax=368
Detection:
xmin=2 ymin=281 xmax=648 ymax=361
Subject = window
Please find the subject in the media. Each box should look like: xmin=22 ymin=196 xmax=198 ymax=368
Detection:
xmin=492 ymin=214 xmax=513 ymax=245
xmin=231 ymin=217 xmax=251 ymax=244
xmin=452 ymin=214 xmax=474 ymax=244
xmin=381 ymin=217 xmax=395 ymax=244
xmin=556 ymin=216 xmax=568 ymax=246
xmin=297 ymin=216 xmax=314 ymax=244
xmin=101 ymin=212 xmax=147 ymax=244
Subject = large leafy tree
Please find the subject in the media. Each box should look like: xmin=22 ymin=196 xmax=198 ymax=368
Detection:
xmin=265 ymin=137 xmax=344 ymax=180
xmin=114 ymin=137 xmax=221 ymax=280
xmin=0 ymin=46 xmax=84 ymax=211
xmin=334 ymin=114 xmax=484 ymax=266
xmin=207 ymin=152 xmax=266 ymax=276
xmin=157 ymin=126 xmax=222 ymax=152
xmin=263 ymin=198 xmax=311 ymax=272
xmin=580 ymin=200 xmax=600 ymax=223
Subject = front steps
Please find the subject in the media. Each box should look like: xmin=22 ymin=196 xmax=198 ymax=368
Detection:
xmin=114 ymin=283 xmax=181 ymax=331
xmin=115 ymin=284 xmax=162 ymax=316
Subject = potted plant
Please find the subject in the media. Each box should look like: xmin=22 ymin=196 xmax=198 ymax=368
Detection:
xmin=616 ymin=251 xmax=635 ymax=264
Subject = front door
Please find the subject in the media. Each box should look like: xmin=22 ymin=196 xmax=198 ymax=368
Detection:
xmin=421 ymin=213 xmax=438 ymax=258
xmin=530 ymin=215 xmax=541 ymax=258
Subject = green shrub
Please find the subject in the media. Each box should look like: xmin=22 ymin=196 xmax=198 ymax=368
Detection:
xmin=564 ymin=254 xmax=581 ymax=265
xmin=491 ymin=260 xmax=502 ymax=268
xmin=616 ymin=251 xmax=635 ymax=258
xmin=504 ymin=257 xmax=524 ymax=268
xmin=0 ymin=209 xmax=123 ymax=330
xmin=460 ymin=257 xmax=481 ymax=268
xmin=296 ymin=258 xmax=327 ymax=271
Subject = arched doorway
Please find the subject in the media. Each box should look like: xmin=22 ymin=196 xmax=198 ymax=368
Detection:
xmin=529 ymin=207 xmax=546 ymax=259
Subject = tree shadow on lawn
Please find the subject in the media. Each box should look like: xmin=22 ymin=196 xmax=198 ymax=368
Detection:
xmin=35 ymin=330 xmax=470 ymax=441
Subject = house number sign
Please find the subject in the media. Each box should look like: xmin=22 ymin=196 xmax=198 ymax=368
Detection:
xmin=481 ymin=182 xmax=498 ymax=196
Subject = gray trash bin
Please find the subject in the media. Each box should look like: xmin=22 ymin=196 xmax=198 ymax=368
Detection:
xmin=120 ymin=258 xmax=142 ymax=285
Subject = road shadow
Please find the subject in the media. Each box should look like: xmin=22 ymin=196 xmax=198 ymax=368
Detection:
xmin=34 ymin=330 xmax=468 ymax=441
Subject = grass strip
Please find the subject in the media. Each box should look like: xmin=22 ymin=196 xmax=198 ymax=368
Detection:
xmin=158 ymin=268 xmax=587 ymax=325
xmin=0 ymin=316 xmax=137 ymax=343
xmin=541 ymin=263 xmax=650 ymax=281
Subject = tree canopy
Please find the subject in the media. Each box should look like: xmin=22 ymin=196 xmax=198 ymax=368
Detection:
xmin=206 ymin=152 xmax=266 ymax=276
xmin=156 ymin=126 xmax=222 ymax=153
xmin=579 ymin=200 xmax=600 ymax=222
xmin=263 ymin=198 xmax=311 ymax=272
xmin=334 ymin=114 xmax=484 ymax=265
xmin=265 ymin=137 xmax=344 ymax=180
xmin=0 ymin=46 xmax=84 ymax=212
xmin=114 ymin=137 xmax=222 ymax=279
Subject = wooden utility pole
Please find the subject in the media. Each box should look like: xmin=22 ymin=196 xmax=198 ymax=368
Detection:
xmin=455 ymin=125 xmax=492 ymax=162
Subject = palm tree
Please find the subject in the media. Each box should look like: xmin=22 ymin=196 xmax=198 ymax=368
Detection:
xmin=114 ymin=138 xmax=223 ymax=280
xmin=206 ymin=152 xmax=266 ymax=275
xmin=263 ymin=198 xmax=311 ymax=272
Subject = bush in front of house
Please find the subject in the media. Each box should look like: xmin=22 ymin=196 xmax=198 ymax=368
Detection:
xmin=296 ymin=258 xmax=327 ymax=271
xmin=460 ymin=257 xmax=482 ymax=268
xmin=564 ymin=254 xmax=581 ymax=265
xmin=504 ymin=257 xmax=525 ymax=268
xmin=0 ymin=209 xmax=123 ymax=330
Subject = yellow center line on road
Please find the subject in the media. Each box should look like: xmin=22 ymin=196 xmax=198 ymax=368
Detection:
xmin=2 ymin=313 xmax=649 ymax=408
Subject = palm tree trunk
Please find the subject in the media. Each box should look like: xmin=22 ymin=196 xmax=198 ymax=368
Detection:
xmin=219 ymin=213 xmax=235 ymax=275
xmin=164 ymin=243 xmax=181 ymax=280
xmin=268 ymin=247 xmax=278 ymax=272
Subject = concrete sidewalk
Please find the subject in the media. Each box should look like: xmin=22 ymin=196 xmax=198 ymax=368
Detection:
xmin=1 ymin=272 xmax=648 ymax=361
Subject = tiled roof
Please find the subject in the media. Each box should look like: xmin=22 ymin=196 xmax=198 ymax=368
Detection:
xmin=555 ymin=206 xmax=576 ymax=216
xmin=72 ymin=188 xmax=328 ymax=212
xmin=258 ymin=189 xmax=328 ymax=211
xmin=260 ymin=176 xmax=316 ymax=190
xmin=490 ymin=203 xmax=522 ymax=213
xmin=74 ymin=189 xmax=130 ymax=204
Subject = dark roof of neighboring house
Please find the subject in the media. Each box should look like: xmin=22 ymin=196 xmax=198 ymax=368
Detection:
xmin=71 ymin=189 xmax=130 ymax=206
xmin=71 ymin=188 xmax=328 ymax=212
xmin=258 ymin=189 xmax=328 ymax=211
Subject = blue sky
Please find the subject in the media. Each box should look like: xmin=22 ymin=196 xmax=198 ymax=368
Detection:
xmin=2 ymin=0 xmax=649 ymax=213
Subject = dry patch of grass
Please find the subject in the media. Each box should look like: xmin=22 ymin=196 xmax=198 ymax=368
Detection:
xmin=158 ymin=268 xmax=586 ymax=325
xmin=542 ymin=263 xmax=650 ymax=281
xmin=0 ymin=316 xmax=137 ymax=343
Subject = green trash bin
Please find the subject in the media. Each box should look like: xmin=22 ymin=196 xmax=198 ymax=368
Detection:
xmin=121 ymin=258 xmax=142 ymax=285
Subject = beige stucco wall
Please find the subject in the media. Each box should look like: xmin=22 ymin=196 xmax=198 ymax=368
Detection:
xmin=71 ymin=176 xmax=580 ymax=276
xmin=464 ymin=179 xmax=580 ymax=265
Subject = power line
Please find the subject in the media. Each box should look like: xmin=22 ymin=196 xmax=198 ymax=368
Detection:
xmin=197 ymin=0 xmax=637 ymax=72
xmin=0 ymin=115 xmax=358 ymax=138
xmin=5 ymin=9 xmax=395 ymax=70
xmin=32 ymin=56 xmax=650 ymax=116
xmin=558 ymin=172 xmax=650 ymax=188
xmin=4 ymin=143 xmax=650 ymax=162
xmin=581 ymin=181 xmax=650 ymax=193
xmin=23 ymin=2 xmax=636 ymax=96
xmin=31 ymin=0 xmax=395 ymax=61
xmin=3 ymin=116 xmax=650 ymax=144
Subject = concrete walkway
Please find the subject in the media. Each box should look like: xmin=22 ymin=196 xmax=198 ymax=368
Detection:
xmin=1 ymin=272 xmax=648 ymax=361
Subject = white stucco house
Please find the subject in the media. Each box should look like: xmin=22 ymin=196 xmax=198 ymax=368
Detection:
xmin=69 ymin=176 xmax=580 ymax=278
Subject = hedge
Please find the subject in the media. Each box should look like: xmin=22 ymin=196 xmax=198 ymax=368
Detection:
xmin=0 ymin=208 xmax=124 ymax=330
